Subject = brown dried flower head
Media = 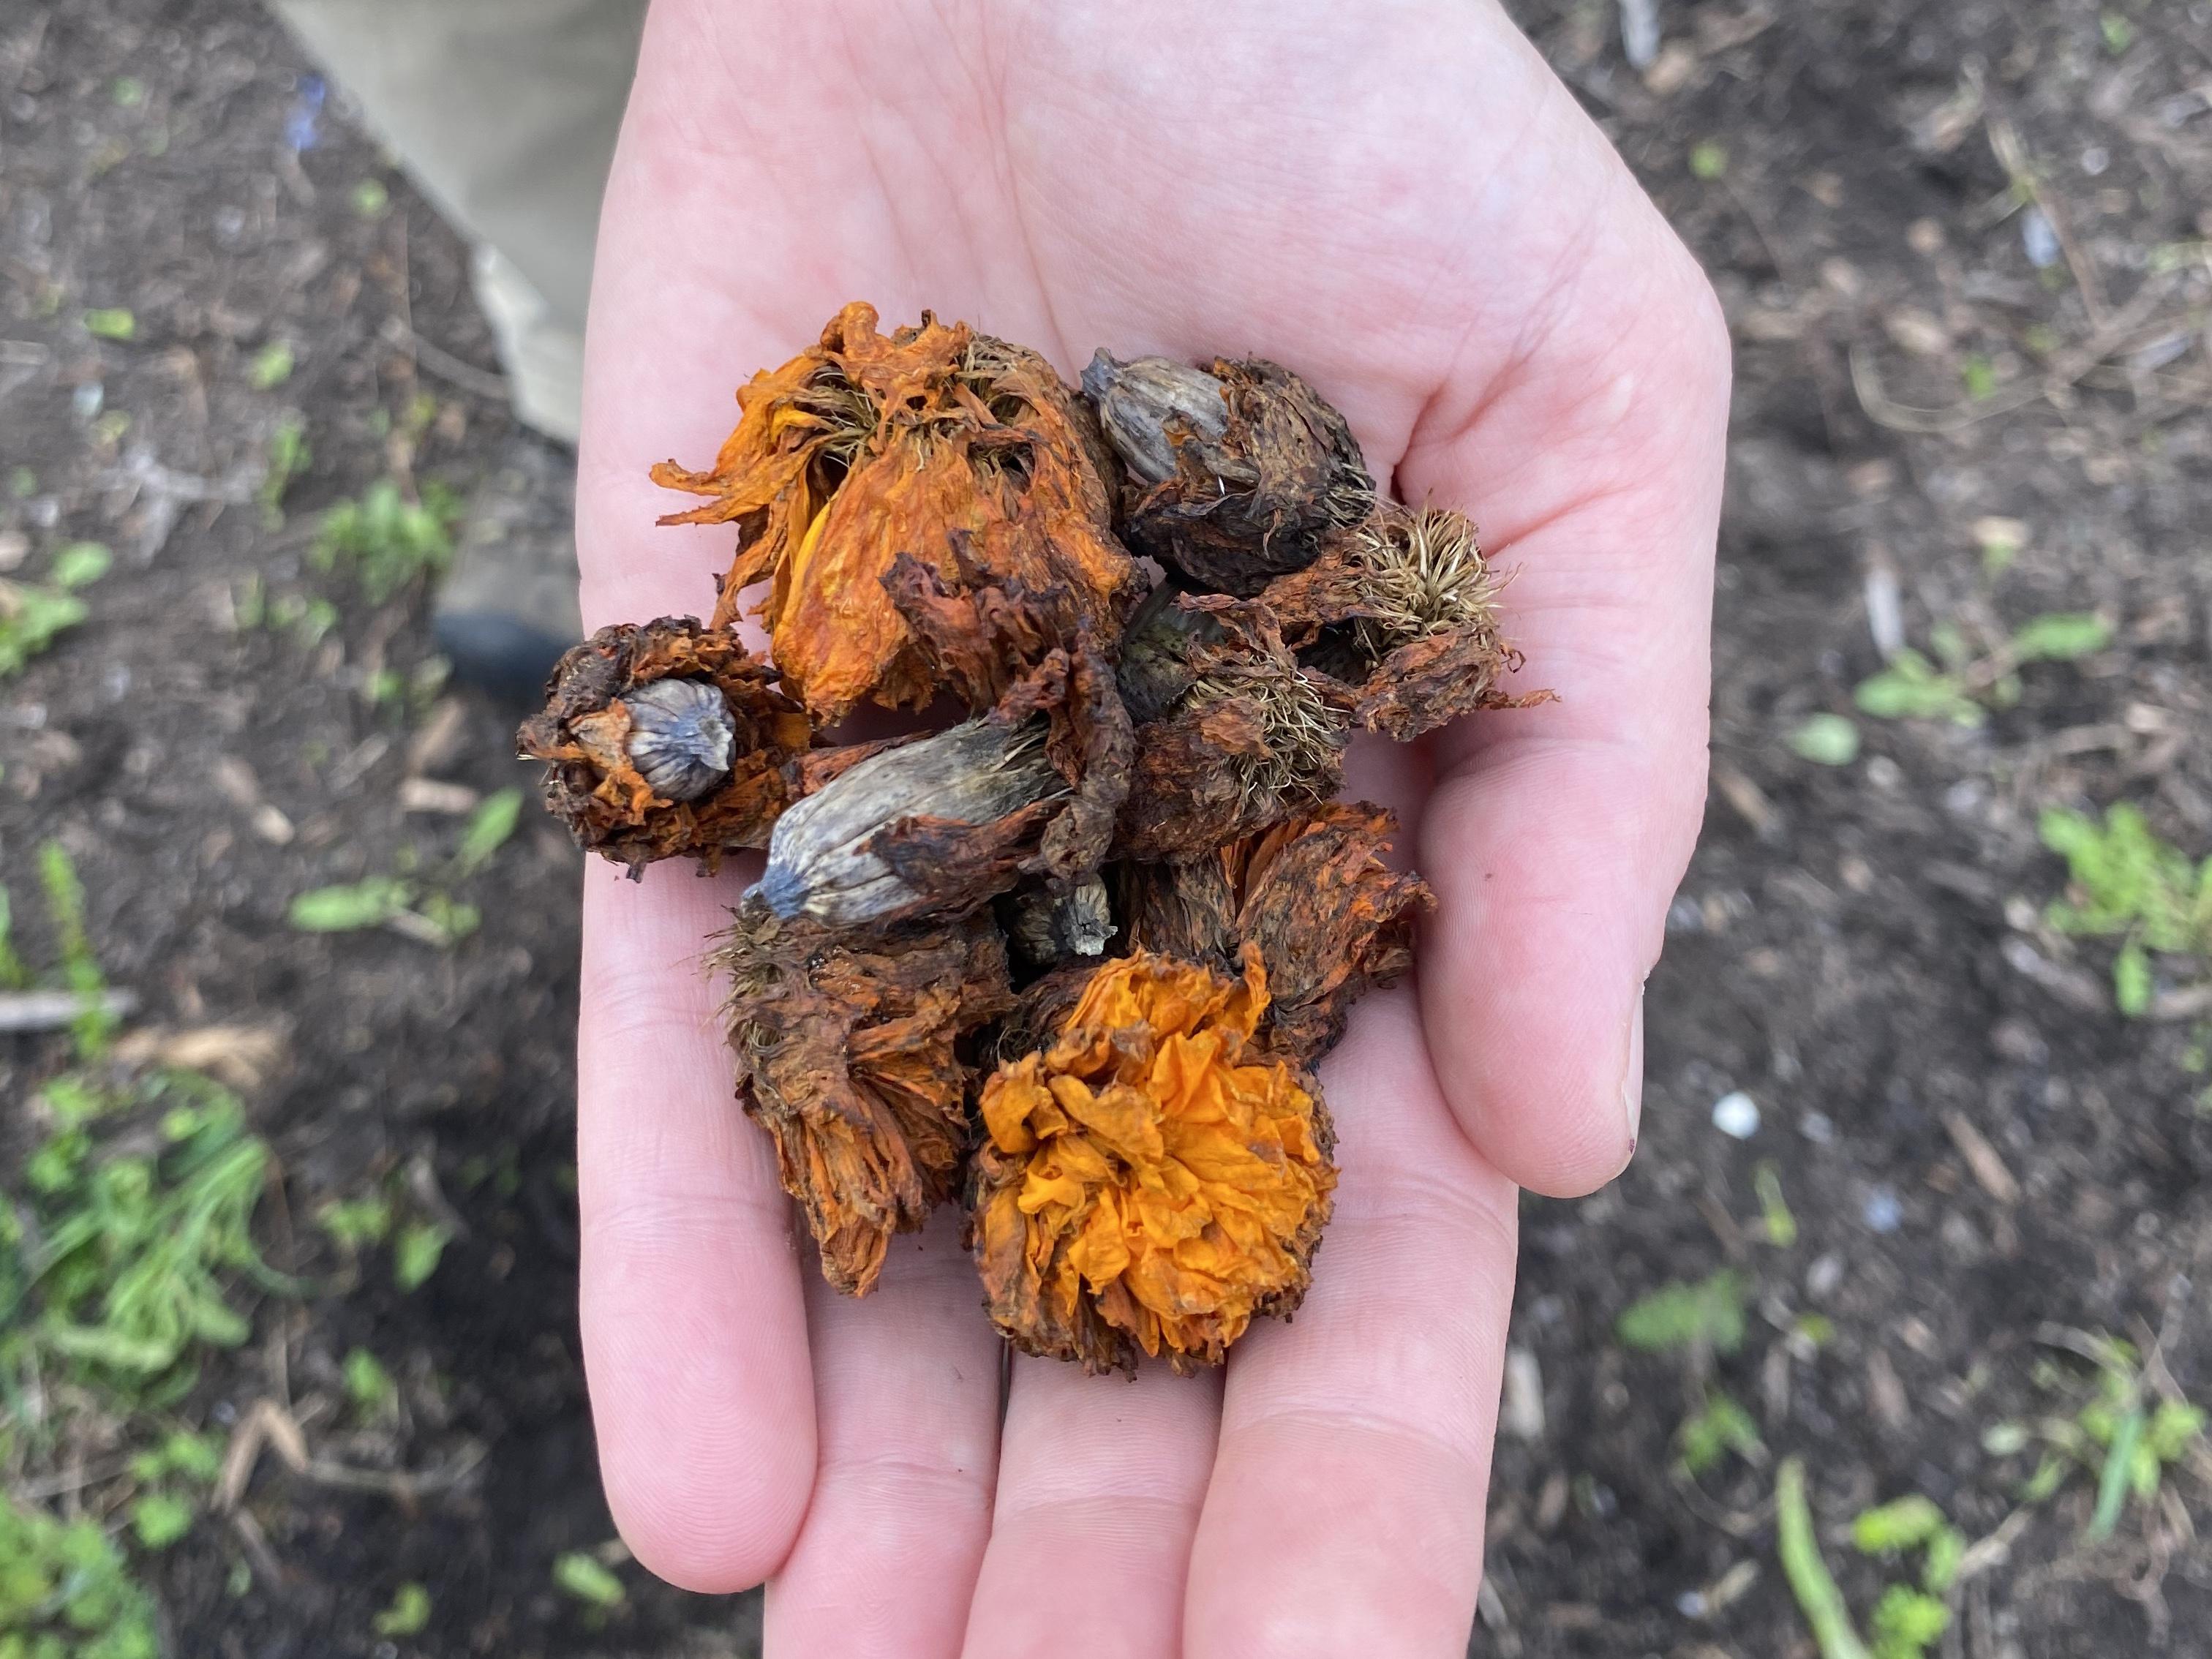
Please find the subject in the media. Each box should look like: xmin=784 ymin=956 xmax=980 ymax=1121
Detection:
xmin=969 ymin=947 xmax=1336 ymax=1373
xmin=1121 ymin=802 xmax=1433 ymax=1066
xmin=652 ymin=303 xmax=1137 ymax=721
xmin=714 ymin=898 xmax=1013 ymax=1295
xmin=516 ymin=617 xmax=813 ymax=874
xmin=1082 ymin=351 xmax=1374 ymax=596
xmin=1113 ymin=595 xmax=1346 ymax=861
xmin=1265 ymin=503 xmax=1554 ymax=740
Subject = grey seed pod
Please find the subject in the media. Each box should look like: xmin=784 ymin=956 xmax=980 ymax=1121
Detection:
xmin=758 ymin=718 xmax=1066 ymax=928
xmin=1080 ymin=350 xmax=1230 ymax=487
xmin=622 ymin=677 xmax=737 ymax=803
xmin=1004 ymin=876 xmax=1116 ymax=966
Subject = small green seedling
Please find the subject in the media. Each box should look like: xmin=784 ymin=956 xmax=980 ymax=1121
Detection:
xmin=2010 ymin=1335 xmax=2207 ymax=1538
xmin=317 ymin=1184 xmax=454 ymax=1294
xmin=373 ymin=1582 xmax=433 ymax=1638
xmin=288 ymin=789 xmax=523 ymax=949
xmin=552 ymin=1550 xmax=627 ymax=1611
xmin=257 ymin=411 xmax=312 ymax=525
xmin=1754 ymin=1162 xmax=1798 ymax=1247
xmin=1790 ymin=713 xmax=1862 ymax=767
xmin=1689 ymin=140 xmax=1728 ymax=181
xmin=0 ymin=542 xmax=113 ymax=680
xmin=312 ymin=479 xmax=459 ymax=603
xmin=1677 ymin=1388 xmax=1764 ymax=1476
xmin=0 ymin=1494 xmax=160 ymax=1658
xmin=248 ymin=341 xmax=296 ymax=391
xmin=2040 ymin=803 xmax=2211 ymax=1016
xmin=1616 ymin=1271 xmax=1748 ymax=1357
xmin=81 ymin=308 xmax=136 ymax=342
xmin=343 ymin=1347 xmax=400 ymax=1419
xmin=1855 ymin=612 xmax=2111 ymax=730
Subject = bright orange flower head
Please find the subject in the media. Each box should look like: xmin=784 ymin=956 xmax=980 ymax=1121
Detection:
xmin=969 ymin=947 xmax=1335 ymax=1372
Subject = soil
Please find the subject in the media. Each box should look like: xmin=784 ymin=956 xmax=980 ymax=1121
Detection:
xmin=1 ymin=1 xmax=2208 ymax=1656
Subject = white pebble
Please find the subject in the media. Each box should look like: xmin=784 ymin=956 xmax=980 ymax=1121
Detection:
xmin=1712 ymin=1091 xmax=1761 ymax=1139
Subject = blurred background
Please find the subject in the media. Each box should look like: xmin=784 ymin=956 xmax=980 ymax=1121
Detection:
xmin=1 ymin=1 xmax=2208 ymax=1655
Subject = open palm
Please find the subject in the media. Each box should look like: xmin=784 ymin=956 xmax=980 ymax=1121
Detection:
xmin=571 ymin=2 xmax=1726 ymax=1652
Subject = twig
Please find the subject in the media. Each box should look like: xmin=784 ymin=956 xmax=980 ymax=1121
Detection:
xmin=376 ymin=315 xmax=508 ymax=403
xmin=298 ymin=1440 xmax=486 ymax=1500
xmin=1987 ymin=114 xmax=2110 ymax=326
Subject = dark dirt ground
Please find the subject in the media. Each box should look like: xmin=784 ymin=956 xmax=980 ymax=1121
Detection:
xmin=2 ymin=1 xmax=2209 ymax=1655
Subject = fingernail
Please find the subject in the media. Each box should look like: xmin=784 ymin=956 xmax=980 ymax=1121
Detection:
xmin=1620 ymin=992 xmax=1646 ymax=1153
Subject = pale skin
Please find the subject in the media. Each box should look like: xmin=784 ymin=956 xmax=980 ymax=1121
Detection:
xmin=573 ymin=2 xmax=1728 ymax=1652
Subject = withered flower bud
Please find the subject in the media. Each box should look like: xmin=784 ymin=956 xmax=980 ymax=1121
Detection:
xmin=516 ymin=617 xmax=812 ymax=875
xmin=715 ymin=898 xmax=1012 ymax=1295
xmin=1113 ymin=596 xmax=1347 ymax=862
xmin=1121 ymin=802 xmax=1433 ymax=1066
xmin=1113 ymin=580 xmax=1222 ymax=725
xmin=621 ymin=677 xmax=736 ymax=802
xmin=654 ymin=303 xmax=1138 ymax=722
xmin=1080 ymin=353 xmax=1231 ymax=487
xmin=759 ymin=718 xmax=1067 ymax=929
xmin=968 ymin=947 xmax=1335 ymax=1373
xmin=1004 ymin=875 xmax=1116 ymax=966
xmin=1082 ymin=350 xmax=1374 ymax=597
xmin=1263 ymin=503 xmax=1554 ymax=741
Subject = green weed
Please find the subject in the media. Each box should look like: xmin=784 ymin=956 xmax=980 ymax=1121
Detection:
xmin=1616 ymin=1271 xmax=1748 ymax=1357
xmin=312 ymin=479 xmax=459 ymax=603
xmin=317 ymin=1184 xmax=454 ymax=1295
xmin=0 ymin=544 xmax=112 ymax=680
xmin=257 ymin=412 xmax=311 ymax=526
xmin=80 ymin=309 xmax=135 ymax=343
xmin=1854 ymin=612 xmax=2110 ymax=729
xmin=2006 ymin=1335 xmax=2206 ymax=1536
xmin=0 ymin=1493 xmax=159 ymax=1659
xmin=247 ymin=342 xmax=295 ymax=391
xmin=288 ymin=789 xmax=522 ymax=950
xmin=1677 ymin=1388 xmax=1764 ymax=1476
xmin=2039 ymin=803 xmax=2211 ymax=1015
xmin=372 ymin=1582 xmax=432 ymax=1638
xmin=552 ymin=1551 xmax=626 ymax=1611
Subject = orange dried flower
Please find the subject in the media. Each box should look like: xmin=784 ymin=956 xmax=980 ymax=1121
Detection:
xmin=652 ymin=303 xmax=1137 ymax=722
xmin=969 ymin=948 xmax=1335 ymax=1372
xmin=516 ymin=617 xmax=813 ymax=874
xmin=714 ymin=898 xmax=1013 ymax=1295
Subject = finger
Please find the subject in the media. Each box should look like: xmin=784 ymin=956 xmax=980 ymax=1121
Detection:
xmin=1184 ymin=987 xmax=1516 ymax=1656
xmin=1399 ymin=178 xmax=1729 ymax=1196
xmin=764 ymin=1211 xmax=1002 ymax=1658
xmin=576 ymin=860 xmax=816 ymax=1591
xmin=959 ymin=1357 xmax=1224 ymax=1658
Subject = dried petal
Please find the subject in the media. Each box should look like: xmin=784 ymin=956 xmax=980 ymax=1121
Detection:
xmin=1121 ymin=802 xmax=1433 ymax=1065
xmin=714 ymin=898 xmax=1013 ymax=1295
xmin=516 ymin=617 xmax=812 ymax=874
xmin=655 ymin=304 xmax=1138 ymax=721
xmin=968 ymin=948 xmax=1336 ymax=1373
xmin=1264 ymin=503 xmax=1554 ymax=740
xmin=1083 ymin=351 xmax=1374 ymax=596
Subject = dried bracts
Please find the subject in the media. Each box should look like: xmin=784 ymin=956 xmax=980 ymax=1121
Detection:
xmin=1263 ymin=502 xmax=1552 ymax=740
xmin=968 ymin=949 xmax=1335 ymax=1372
xmin=1121 ymin=802 xmax=1432 ymax=1067
xmin=654 ymin=303 xmax=1139 ymax=721
xmin=712 ymin=898 xmax=1012 ymax=1295
xmin=516 ymin=617 xmax=812 ymax=874
xmin=1083 ymin=351 xmax=1374 ymax=595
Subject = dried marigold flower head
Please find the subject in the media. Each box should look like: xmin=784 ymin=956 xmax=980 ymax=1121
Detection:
xmin=969 ymin=947 xmax=1336 ymax=1372
xmin=1113 ymin=596 xmax=1346 ymax=861
xmin=516 ymin=617 xmax=813 ymax=874
xmin=1264 ymin=503 xmax=1554 ymax=741
xmin=653 ymin=303 xmax=1137 ymax=721
xmin=1081 ymin=351 xmax=1374 ymax=597
xmin=714 ymin=898 xmax=1013 ymax=1295
xmin=1121 ymin=802 xmax=1433 ymax=1066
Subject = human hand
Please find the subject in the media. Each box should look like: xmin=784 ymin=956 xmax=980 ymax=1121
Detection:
xmin=572 ymin=2 xmax=1726 ymax=1651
